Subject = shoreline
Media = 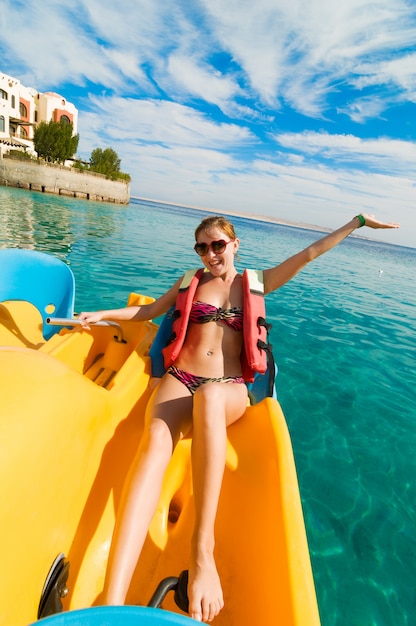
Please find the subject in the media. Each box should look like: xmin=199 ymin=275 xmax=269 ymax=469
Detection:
xmin=133 ymin=195 xmax=331 ymax=233
xmin=132 ymin=195 xmax=380 ymax=242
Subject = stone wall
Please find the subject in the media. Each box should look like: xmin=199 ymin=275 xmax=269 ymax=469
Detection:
xmin=0 ymin=156 xmax=130 ymax=204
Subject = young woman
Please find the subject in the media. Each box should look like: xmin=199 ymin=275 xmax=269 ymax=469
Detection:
xmin=79 ymin=212 xmax=399 ymax=622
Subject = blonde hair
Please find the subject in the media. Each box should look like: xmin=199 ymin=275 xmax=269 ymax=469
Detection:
xmin=194 ymin=216 xmax=237 ymax=241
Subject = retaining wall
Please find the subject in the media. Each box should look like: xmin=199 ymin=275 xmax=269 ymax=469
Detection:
xmin=0 ymin=157 xmax=130 ymax=204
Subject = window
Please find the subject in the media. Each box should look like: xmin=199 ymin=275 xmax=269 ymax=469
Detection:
xmin=21 ymin=126 xmax=28 ymax=138
xmin=19 ymin=102 xmax=27 ymax=117
xmin=60 ymin=114 xmax=70 ymax=124
xmin=0 ymin=89 xmax=8 ymax=100
xmin=11 ymin=95 xmax=15 ymax=108
xmin=0 ymin=116 xmax=5 ymax=132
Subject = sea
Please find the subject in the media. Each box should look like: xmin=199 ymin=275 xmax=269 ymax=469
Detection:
xmin=1 ymin=186 xmax=415 ymax=626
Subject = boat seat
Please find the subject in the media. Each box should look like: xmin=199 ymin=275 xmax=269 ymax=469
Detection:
xmin=0 ymin=249 xmax=75 ymax=339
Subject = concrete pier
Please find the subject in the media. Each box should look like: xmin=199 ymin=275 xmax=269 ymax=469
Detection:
xmin=0 ymin=157 xmax=130 ymax=204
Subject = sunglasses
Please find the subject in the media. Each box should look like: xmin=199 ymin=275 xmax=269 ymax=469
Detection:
xmin=194 ymin=239 xmax=234 ymax=256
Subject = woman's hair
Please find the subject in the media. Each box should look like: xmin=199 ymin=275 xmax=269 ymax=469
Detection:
xmin=194 ymin=216 xmax=237 ymax=241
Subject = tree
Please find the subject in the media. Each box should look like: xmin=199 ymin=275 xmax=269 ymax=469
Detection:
xmin=89 ymin=147 xmax=122 ymax=180
xmin=33 ymin=119 xmax=79 ymax=164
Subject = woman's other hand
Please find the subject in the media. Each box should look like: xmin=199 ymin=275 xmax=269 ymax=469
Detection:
xmin=77 ymin=311 xmax=104 ymax=328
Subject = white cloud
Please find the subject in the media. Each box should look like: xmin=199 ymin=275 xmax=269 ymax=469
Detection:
xmin=1 ymin=0 xmax=180 ymax=91
xmin=166 ymin=54 xmax=242 ymax=115
xmin=353 ymin=53 xmax=416 ymax=95
xmin=78 ymin=96 xmax=255 ymax=151
xmin=2 ymin=0 xmax=416 ymax=116
xmin=336 ymin=97 xmax=387 ymax=123
xmin=201 ymin=0 xmax=416 ymax=114
xmin=274 ymin=131 xmax=416 ymax=176
xmin=0 ymin=2 xmax=116 ymax=87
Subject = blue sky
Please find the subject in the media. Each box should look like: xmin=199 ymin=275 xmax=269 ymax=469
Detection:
xmin=1 ymin=0 xmax=416 ymax=247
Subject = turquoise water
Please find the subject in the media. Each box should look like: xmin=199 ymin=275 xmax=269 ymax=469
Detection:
xmin=1 ymin=186 xmax=415 ymax=625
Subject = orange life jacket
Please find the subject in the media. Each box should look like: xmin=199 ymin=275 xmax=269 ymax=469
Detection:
xmin=162 ymin=268 xmax=272 ymax=383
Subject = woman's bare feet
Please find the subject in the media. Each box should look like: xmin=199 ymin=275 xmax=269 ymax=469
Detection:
xmin=188 ymin=551 xmax=224 ymax=622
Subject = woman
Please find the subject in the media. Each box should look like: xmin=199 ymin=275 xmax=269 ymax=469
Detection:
xmin=79 ymin=212 xmax=399 ymax=622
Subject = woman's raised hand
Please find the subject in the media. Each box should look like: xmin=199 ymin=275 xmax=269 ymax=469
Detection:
xmin=359 ymin=213 xmax=400 ymax=230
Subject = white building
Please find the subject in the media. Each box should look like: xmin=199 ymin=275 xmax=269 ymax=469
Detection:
xmin=0 ymin=71 xmax=78 ymax=157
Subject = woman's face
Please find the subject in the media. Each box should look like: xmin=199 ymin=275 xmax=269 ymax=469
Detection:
xmin=194 ymin=227 xmax=240 ymax=276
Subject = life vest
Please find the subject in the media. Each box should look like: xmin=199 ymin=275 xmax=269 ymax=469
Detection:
xmin=161 ymin=268 xmax=273 ymax=383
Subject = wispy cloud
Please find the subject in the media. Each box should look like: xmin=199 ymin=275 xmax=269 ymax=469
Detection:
xmin=336 ymin=97 xmax=387 ymax=123
xmin=274 ymin=131 xmax=416 ymax=175
xmin=353 ymin=52 xmax=416 ymax=96
xmin=165 ymin=54 xmax=243 ymax=116
xmin=80 ymin=96 xmax=255 ymax=149
xmin=201 ymin=0 xmax=416 ymax=115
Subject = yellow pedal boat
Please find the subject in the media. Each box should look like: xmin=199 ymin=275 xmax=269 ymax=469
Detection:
xmin=0 ymin=250 xmax=320 ymax=625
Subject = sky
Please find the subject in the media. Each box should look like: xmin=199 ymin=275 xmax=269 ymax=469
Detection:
xmin=1 ymin=0 xmax=416 ymax=248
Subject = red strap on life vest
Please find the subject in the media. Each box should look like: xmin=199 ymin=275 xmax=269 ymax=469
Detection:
xmin=242 ymin=269 xmax=268 ymax=382
xmin=162 ymin=268 xmax=205 ymax=369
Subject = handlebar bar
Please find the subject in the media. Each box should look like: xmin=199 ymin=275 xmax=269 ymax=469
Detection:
xmin=46 ymin=318 xmax=125 ymax=343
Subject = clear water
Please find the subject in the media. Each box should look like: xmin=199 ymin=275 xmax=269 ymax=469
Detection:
xmin=1 ymin=186 xmax=415 ymax=626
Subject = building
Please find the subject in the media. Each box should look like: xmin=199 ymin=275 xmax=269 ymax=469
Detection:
xmin=0 ymin=71 xmax=78 ymax=157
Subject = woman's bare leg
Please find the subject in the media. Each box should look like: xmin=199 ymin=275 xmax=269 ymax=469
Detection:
xmin=188 ymin=382 xmax=247 ymax=622
xmin=102 ymin=375 xmax=193 ymax=604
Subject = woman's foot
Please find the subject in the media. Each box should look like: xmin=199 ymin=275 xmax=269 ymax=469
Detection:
xmin=188 ymin=553 xmax=224 ymax=622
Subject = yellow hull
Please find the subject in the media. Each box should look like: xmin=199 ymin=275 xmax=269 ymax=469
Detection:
xmin=0 ymin=298 xmax=320 ymax=626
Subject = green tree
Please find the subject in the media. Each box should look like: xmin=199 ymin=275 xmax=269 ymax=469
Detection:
xmin=33 ymin=119 xmax=79 ymax=164
xmin=89 ymin=147 xmax=130 ymax=181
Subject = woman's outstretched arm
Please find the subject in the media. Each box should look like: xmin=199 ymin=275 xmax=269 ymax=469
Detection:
xmin=263 ymin=213 xmax=400 ymax=295
xmin=78 ymin=277 xmax=182 ymax=326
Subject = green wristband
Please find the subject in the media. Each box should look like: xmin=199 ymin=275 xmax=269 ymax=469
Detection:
xmin=355 ymin=214 xmax=366 ymax=227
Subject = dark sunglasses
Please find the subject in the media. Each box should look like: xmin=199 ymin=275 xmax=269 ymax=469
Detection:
xmin=193 ymin=239 xmax=234 ymax=256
